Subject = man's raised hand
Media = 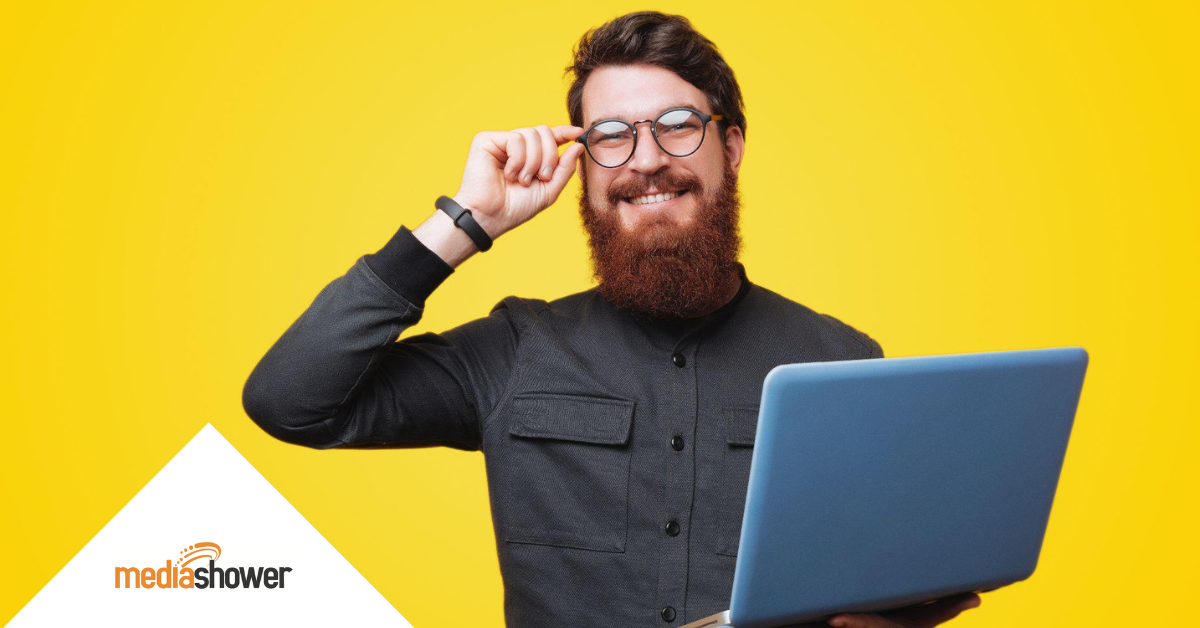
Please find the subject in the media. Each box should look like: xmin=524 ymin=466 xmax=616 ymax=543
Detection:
xmin=452 ymin=124 xmax=587 ymax=239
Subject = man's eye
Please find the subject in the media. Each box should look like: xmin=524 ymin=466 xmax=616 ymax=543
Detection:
xmin=596 ymin=133 xmax=630 ymax=144
xmin=660 ymin=123 xmax=698 ymax=136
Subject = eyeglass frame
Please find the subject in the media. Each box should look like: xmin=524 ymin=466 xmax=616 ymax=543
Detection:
xmin=576 ymin=106 xmax=725 ymax=169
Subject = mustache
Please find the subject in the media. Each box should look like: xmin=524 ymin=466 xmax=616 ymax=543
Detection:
xmin=605 ymin=171 xmax=703 ymax=204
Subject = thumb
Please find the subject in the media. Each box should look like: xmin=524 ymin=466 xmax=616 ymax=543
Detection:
xmin=547 ymin=143 xmax=586 ymax=197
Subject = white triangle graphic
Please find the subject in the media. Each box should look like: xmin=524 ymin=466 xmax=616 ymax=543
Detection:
xmin=7 ymin=424 xmax=411 ymax=627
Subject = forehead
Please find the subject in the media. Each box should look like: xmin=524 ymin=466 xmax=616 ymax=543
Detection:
xmin=581 ymin=64 xmax=710 ymax=126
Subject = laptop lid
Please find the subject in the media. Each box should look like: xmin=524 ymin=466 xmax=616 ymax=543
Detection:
xmin=728 ymin=347 xmax=1088 ymax=628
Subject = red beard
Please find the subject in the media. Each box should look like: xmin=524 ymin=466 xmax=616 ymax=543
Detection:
xmin=579 ymin=161 xmax=743 ymax=320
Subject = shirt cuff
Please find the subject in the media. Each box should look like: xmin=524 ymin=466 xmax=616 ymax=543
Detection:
xmin=363 ymin=225 xmax=454 ymax=308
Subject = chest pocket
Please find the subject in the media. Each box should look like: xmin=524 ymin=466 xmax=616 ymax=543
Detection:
xmin=502 ymin=393 xmax=635 ymax=553
xmin=715 ymin=405 xmax=758 ymax=556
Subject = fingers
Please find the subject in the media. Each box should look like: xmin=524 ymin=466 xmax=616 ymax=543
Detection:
xmin=546 ymin=142 xmax=586 ymax=196
xmin=516 ymin=128 xmax=541 ymax=185
xmin=499 ymin=132 xmax=526 ymax=183
xmin=888 ymin=593 xmax=980 ymax=626
xmin=534 ymin=125 xmax=557 ymax=182
xmin=486 ymin=124 xmax=585 ymax=188
xmin=828 ymin=593 xmax=982 ymax=628
xmin=826 ymin=614 xmax=887 ymax=628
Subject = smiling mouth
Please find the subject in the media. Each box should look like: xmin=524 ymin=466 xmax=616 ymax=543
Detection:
xmin=624 ymin=190 xmax=688 ymax=206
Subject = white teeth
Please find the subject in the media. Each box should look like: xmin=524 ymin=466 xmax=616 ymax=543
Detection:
xmin=629 ymin=191 xmax=681 ymax=205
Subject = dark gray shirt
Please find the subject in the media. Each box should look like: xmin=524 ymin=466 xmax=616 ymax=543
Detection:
xmin=243 ymin=225 xmax=883 ymax=628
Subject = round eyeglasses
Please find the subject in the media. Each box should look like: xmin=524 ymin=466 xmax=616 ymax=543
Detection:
xmin=577 ymin=107 xmax=724 ymax=168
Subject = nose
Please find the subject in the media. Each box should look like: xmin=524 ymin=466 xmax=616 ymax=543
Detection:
xmin=626 ymin=124 xmax=671 ymax=176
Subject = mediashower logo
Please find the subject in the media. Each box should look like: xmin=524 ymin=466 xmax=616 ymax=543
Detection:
xmin=114 ymin=542 xmax=294 ymax=589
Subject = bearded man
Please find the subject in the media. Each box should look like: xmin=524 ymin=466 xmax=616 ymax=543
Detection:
xmin=244 ymin=11 xmax=979 ymax=628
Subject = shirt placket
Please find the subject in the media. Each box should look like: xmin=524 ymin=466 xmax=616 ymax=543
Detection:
xmin=653 ymin=332 xmax=702 ymax=625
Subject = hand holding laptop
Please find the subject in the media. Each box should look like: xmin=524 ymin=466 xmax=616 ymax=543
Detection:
xmin=822 ymin=592 xmax=981 ymax=627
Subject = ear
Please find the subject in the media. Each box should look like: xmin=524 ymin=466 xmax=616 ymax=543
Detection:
xmin=723 ymin=125 xmax=745 ymax=175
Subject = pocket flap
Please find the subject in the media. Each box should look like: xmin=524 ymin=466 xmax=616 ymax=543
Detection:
xmin=509 ymin=394 xmax=635 ymax=445
xmin=723 ymin=405 xmax=760 ymax=446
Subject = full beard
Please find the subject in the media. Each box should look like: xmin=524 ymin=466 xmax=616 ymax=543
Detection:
xmin=579 ymin=161 xmax=743 ymax=320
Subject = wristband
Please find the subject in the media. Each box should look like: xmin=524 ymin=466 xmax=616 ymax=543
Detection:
xmin=435 ymin=195 xmax=493 ymax=252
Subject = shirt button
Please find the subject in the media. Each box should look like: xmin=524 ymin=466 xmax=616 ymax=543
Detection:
xmin=665 ymin=520 xmax=681 ymax=536
xmin=671 ymin=353 xmax=686 ymax=368
xmin=670 ymin=435 xmax=685 ymax=451
xmin=661 ymin=606 xmax=677 ymax=622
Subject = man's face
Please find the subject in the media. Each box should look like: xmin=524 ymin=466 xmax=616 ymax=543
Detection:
xmin=578 ymin=64 xmax=747 ymax=319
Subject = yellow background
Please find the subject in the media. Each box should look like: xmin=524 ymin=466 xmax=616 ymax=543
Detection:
xmin=2 ymin=1 xmax=1196 ymax=626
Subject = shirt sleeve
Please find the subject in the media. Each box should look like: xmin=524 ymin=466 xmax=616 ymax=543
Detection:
xmin=242 ymin=225 xmax=518 ymax=451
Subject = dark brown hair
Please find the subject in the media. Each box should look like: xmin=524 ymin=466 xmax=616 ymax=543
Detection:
xmin=566 ymin=11 xmax=746 ymax=140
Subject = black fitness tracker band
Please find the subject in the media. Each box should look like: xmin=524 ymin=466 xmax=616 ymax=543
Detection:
xmin=435 ymin=195 xmax=493 ymax=252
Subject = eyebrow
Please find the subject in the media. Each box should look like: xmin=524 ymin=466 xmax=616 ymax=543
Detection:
xmin=586 ymin=102 xmax=705 ymax=128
